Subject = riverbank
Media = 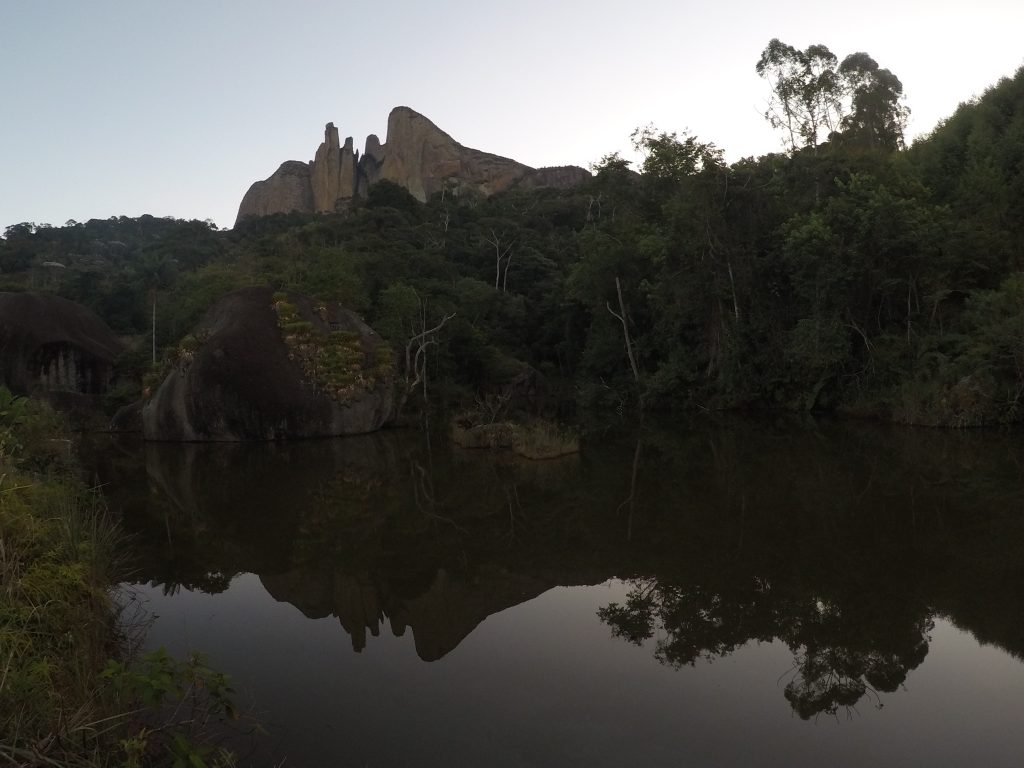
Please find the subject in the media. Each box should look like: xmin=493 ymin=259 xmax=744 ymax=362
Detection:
xmin=0 ymin=389 xmax=238 ymax=767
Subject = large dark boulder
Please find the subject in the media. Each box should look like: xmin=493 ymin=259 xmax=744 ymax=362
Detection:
xmin=142 ymin=287 xmax=395 ymax=441
xmin=0 ymin=292 xmax=123 ymax=395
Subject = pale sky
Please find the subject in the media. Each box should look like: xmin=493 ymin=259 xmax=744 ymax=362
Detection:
xmin=2 ymin=0 xmax=1022 ymax=231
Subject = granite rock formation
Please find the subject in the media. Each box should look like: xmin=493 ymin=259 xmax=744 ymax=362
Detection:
xmin=366 ymin=106 xmax=532 ymax=202
xmin=141 ymin=286 xmax=395 ymax=441
xmin=235 ymin=161 xmax=313 ymax=220
xmin=0 ymin=292 xmax=123 ymax=396
xmin=311 ymin=124 xmax=358 ymax=212
xmin=516 ymin=164 xmax=593 ymax=190
xmin=236 ymin=107 xmax=590 ymax=224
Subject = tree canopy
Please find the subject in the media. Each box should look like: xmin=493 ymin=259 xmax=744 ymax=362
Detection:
xmin=2 ymin=54 xmax=1022 ymax=426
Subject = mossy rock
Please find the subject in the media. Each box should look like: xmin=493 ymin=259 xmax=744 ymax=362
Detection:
xmin=142 ymin=287 xmax=396 ymax=441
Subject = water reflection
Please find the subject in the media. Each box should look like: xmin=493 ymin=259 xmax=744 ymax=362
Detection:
xmin=598 ymin=576 xmax=933 ymax=719
xmin=91 ymin=417 xmax=1024 ymax=721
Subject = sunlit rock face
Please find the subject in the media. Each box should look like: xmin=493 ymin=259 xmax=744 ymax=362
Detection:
xmin=141 ymin=287 xmax=395 ymax=441
xmin=311 ymin=123 xmax=358 ymax=212
xmin=235 ymin=107 xmax=591 ymax=224
xmin=0 ymin=292 xmax=122 ymax=396
xmin=236 ymin=161 xmax=314 ymax=220
xmin=367 ymin=106 xmax=532 ymax=202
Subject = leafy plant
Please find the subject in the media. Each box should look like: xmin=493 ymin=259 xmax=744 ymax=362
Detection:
xmin=272 ymin=294 xmax=391 ymax=402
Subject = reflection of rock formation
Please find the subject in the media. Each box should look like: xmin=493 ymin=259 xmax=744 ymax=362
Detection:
xmin=261 ymin=566 xmax=557 ymax=661
xmin=102 ymin=417 xmax=1024 ymax=714
xmin=236 ymin=107 xmax=591 ymax=223
xmin=107 ymin=431 xmax=406 ymax=592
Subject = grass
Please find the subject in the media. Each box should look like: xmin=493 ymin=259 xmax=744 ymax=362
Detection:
xmin=0 ymin=388 xmax=242 ymax=766
xmin=0 ymin=473 xmax=126 ymax=765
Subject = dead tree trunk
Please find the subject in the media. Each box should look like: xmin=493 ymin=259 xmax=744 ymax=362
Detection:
xmin=606 ymin=276 xmax=643 ymax=408
xmin=404 ymin=304 xmax=455 ymax=399
xmin=486 ymin=230 xmax=515 ymax=292
xmin=151 ymin=289 xmax=157 ymax=365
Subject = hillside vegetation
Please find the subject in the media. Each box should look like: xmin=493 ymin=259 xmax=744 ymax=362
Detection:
xmin=2 ymin=57 xmax=1022 ymax=427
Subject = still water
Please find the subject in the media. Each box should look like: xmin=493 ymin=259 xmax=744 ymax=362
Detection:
xmin=92 ymin=418 xmax=1024 ymax=767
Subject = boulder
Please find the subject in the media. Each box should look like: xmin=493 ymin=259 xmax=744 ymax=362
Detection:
xmin=0 ymin=292 xmax=123 ymax=396
xmin=141 ymin=287 xmax=395 ymax=441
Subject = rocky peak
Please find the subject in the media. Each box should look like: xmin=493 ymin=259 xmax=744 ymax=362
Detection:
xmin=311 ymin=122 xmax=357 ymax=213
xmin=235 ymin=160 xmax=313 ymax=222
xmin=372 ymin=106 xmax=532 ymax=202
xmin=364 ymin=133 xmax=384 ymax=163
xmin=235 ymin=108 xmax=591 ymax=224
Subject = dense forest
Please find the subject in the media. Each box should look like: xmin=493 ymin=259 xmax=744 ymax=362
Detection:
xmin=2 ymin=46 xmax=1022 ymax=427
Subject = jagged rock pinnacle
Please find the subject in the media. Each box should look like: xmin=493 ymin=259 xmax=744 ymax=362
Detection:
xmin=235 ymin=108 xmax=590 ymax=225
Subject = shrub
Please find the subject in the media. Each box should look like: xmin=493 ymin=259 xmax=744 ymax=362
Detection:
xmin=450 ymin=412 xmax=579 ymax=460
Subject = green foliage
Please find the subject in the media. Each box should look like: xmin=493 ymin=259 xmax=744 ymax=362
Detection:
xmin=0 ymin=385 xmax=28 ymax=423
xmin=0 ymin=386 xmax=28 ymax=459
xmin=1 ymin=414 xmax=118 ymax=762
xmin=0 ymin=386 xmax=74 ymax=472
xmin=272 ymin=295 xmax=391 ymax=402
xmin=0 ymin=393 xmax=241 ymax=767
xmin=2 ymin=55 xmax=1023 ymax=426
xmin=784 ymin=317 xmax=850 ymax=409
xmin=99 ymin=648 xmax=238 ymax=768
xmin=632 ymin=125 xmax=724 ymax=181
xmin=364 ymin=179 xmax=423 ymax=215
xmin=756 ymin=38 xmax=908 ymax=153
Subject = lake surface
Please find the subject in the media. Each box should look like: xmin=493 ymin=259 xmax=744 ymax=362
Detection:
xmin=90 ymin=418 xmax=1024 ymax=767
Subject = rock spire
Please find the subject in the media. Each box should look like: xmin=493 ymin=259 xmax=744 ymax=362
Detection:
xmin=236 ymin=107 xmax=590 ymax=224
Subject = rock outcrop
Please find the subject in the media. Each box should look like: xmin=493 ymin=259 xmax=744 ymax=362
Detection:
xmin=517 ymin=164 xmax=593 ymax=190
xmin=142 ymin=287 xmax=395 ymax=441
xmin=365 ymin=106 xmax=533 ymax=202
xmin=236 ymin=107 xmax=591 ymax=224
xmin=311 ymin=123 xmax=358 ymax=212
xmin=235 ymin=161 xmax=314 ymax=220
xmin=0 ymin=292 xmax=123 ymax=396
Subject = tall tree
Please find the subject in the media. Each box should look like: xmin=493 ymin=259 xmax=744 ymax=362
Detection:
xmin=756 ymin=40 xmax=843 ymax=152
xmin=757 ymin=40 xmax=908 ymax=153
xmin=838 ymin=53 xmax=909 ymax=150
xmin=756 ymin=39 xmax=807 ymax=152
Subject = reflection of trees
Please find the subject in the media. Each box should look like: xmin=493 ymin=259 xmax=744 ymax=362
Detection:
xmin=780 ymin=604 xmax=932 ymax=719
xmin=599 ymin=576 xmax=933 ymax=720
xmin=156 ymin=569 xmax=235 ymax=596
xmin=599 ymin=579 xmax=774 ymax=665
xmin=591 ymin=417 xmax=1024 ymax=719
xmin=93 ymin=419 xmax=1024 ymax=704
